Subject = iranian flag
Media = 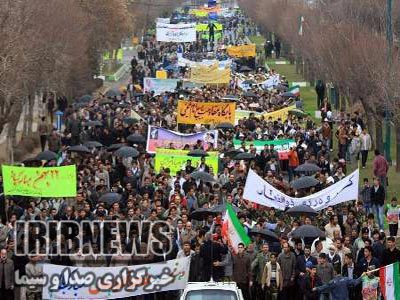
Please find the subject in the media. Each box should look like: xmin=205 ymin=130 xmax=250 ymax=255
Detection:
xmin=289 ymin=85 xmax=300 ymax=97
xmin=379 ymin=262 xmax=400 ymax=300
xmin=222 ymin=203 xmax=251 ymax=253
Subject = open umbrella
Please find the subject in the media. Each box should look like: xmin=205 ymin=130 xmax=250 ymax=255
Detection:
xmin=216 ymin=122 xmax=234 ymax=130
xmin=295 ymin=163 xmax=321 ymax=173
xmin=210 ymin=204 xmax=242 ymax=214
xmin=275 ymin=84 xmax=288 ymax=92
xmin=290 ymin=176 xmax=319 ymax=190
xmin=248 ymin=228 xmax=279 ymax=241
xmin=242 ymin=80 xmax=255 ymax=85
xmin=224 ymin=149 xmax=242 ymax=157
xmin=242 ymin=91 xmax=258 ymax=98
xmin=291 ymin=225 xmax=325 ymax=238
xmin=289 ymin=108 xmax=308 ymax=118
xmin=107 ymin=143 xmax=125 ymax=151
xmin=36 ymin=150 xmax=57 ymax=161
xmin=100 ymin=99 xmax=114 ymax=106
xmin=188 ymin=149 xmax=208 ymax=157
xmin=234 ymin=152 xmax=255 ymax=160
xmin=84 ymin=120 xmax=103 ymax=127
xmin=114 ymin=146 xmax=139 ymax=158
xmin=123 ymin=117 xmax=138 ymax=125
xmin=286 ymin=205 xmax=318 ymax=217
xmin=98 ymin=192 xmax=122 ymax=205
xmin=68 ymin=145 xmax=91 ymax=153
xmin=127 ymin=134 xmax=146 ymax=144
xmin=190 ymin=208 xmax=213 ymax=220
xmin=282 ymin=92 xmax=296 ymax=98
xmin=78 ymin=94 xmax=92 ymax=103
xmin=190 ymin=171 xmax=215 ymax=182
xmin=221 ymin=95 xmax=239 ymax=101
xmin=84 ymin=141 xmax=103 ymax=149
xmin=105 ymin=89 xmax=120 ymax=98
xmin=239 ymin=65 xmax=253 ymax=72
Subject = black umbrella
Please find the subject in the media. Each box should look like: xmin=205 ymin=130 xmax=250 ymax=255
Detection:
xmin=242 ymin=80 xmax=255 ymax=85
xmin=291 ymin=225 xmax=325 ymax=238
xmin=221 ymin=95 xmax=239 ymax=101
xmin=123 ymin=117 xmax=138 ymax=125
xmin=68 ymin=145 xmax=91 ymax=153
xmin=105 ymin=89 xmax=120 ymax=98
xmin=290 ymin=176 xmax=319 ymax=190
xmin=188 ymin=149 xmax=208 ymax=157
xmin=286 ymin=205 xmax=318 ymax=217
xmin=224 ymin=149 xmax=242 ymax=157
xmin=239 ymin=65 xmax=253 ymax=72
xmin=84 ymin=141 xmax=103 ymax=149
xmin=295 ymin=163 xmax=321 ymax=173
xmin=243 ymin=91 xmax=258 ymax=98
xmin=36 ymin=150 xmax=57 ymax=161
xmin=282 ymin=92 xmax=296 ymax=98
xmin=275 ymin=84 xmax=288 ymax=92
xmin=210 ymin=204 xmax=242 ymax=214
xmin=100 ymin=99 xmax=114 ymax=105
xmin=190 ymin=171 xmax=215 ymax=182
xmin=133 ymin=93 xmax=145 ymax=98
xmin=22 ymin=157 xmax=41 ymax=166
xmin=190 ymin=208 xmax=214 ymax=220
xmin=249 ymin=228 xmax=279 ymax=241
xmin=73 ymin=102 xmax=87 ymax=109
xmin=98 ymin=192 xmax=122 ymax=205
xmin=84 ymin=120 xmax=103 ymax=127
xmin=107 ymin=143 xmax=125 ymax=151
xmin=216 ymin=122 xmax=234 ymax=130
xmin=114 ymin=146 xmax=139 ymax=158
xmin=234 ymin=152 xmax=255 ymax=160
xmin=127 ymin=134 xmax=146 ymax=144
xmin=78 ymin=94 xmax=92 ymax=103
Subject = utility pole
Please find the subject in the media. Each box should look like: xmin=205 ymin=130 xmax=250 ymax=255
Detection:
xmin=385 ymin=0 xmax=393 ymax=163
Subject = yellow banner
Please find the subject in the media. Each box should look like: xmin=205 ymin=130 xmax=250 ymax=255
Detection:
xmin=156 ymin=70 xmax=167 ymax=79
xmin=227 ymin=44 xmax=256 ymax=57
xmin=261 ymin=105 xmax=295 ymax=121
xmin=196 ymin=23 xmax=223 ymax=32
xmin=190 ymin=63 xmax=230 ymax=84
xmin=177 ymin=101 xmax=236 ymax=125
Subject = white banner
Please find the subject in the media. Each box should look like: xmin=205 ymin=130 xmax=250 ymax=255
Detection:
xmin=42 ymin=257 xmax=190 ymax=299
xmin=157 ymin=18 xmax=170 ymax=24
xmin=143 ymin=78 xmax=179 ymax=96
xmin=156 ymin=23 xmax=196 ymax=43
xmin=243 ymin=169 xmax=359 ymax=211
xmin=178 ymin=56 xmax=232 ymax=69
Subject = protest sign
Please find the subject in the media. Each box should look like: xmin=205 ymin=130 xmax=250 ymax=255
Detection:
xmin=262 ymin=105 xmax=295 ymax=121
xmin=177 ymin=100 xmax=236 ymax=125
xmin=178 ymin=57 xmax=231 ymax=69
xmin=143 ymin=78 xmax=179 ymax=95
xmin=42 ymin=257 xmax=190 ymax=299
xmin=146 ymin=126 xmax=218 ymax=153
xmin=233 ymin=138 xmax=296 ymax=159
xmin=157 ymin=17 xmax=170 ymax=24
xmin=227 ymin=44 xmax=256 ymax=57
xmin=196 ymin=23 xmax=223 ymax=32
xmin=156 ymin=23 xmax=196 ymax=43
xmin=190 ymin=63 xmax=231 ymax=84
xmin=243 ymin=169 xmax=359 ymax=211
xmin=156 ymin=70 xmax=168 ymax=79
xmin=2 ymin=165 xmax=77 ymax=197
xmin=234 ymin=110 xmax=262 ymax=124
xmin=155 ymin=149 xmax=219 ymax=175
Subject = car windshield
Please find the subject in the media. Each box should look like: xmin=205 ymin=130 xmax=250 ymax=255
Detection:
xmin=185 ymin=289 xmax=238 ymax=300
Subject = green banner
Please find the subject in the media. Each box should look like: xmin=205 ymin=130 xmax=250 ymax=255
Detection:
xmin=233 ymin=138 xmax=296 ymax=152
xmin=155 ymin=149 xmax=219 ymax=175
xmin=2 ymin=165 xmax=77 ymax=197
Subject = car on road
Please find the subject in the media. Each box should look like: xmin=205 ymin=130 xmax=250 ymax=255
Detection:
xmin=180 ymin=281 xmax=244 ymax=300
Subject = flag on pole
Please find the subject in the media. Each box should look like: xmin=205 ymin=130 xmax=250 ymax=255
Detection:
xmin=222 ymin=203 xmax=251 ymax=253
xmin=289 ymin=85 xmax=300 ymax=97
xmin=379 ymin=262 xmax=400 ymax=300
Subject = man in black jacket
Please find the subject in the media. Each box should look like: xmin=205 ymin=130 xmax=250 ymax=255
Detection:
xmin=382 ymin=236 xmax=400 ymax=266
xmin=370 ymin=178 xmax=385 ymax=230
xmin=200 ymin=233 xmax=228 ymax=281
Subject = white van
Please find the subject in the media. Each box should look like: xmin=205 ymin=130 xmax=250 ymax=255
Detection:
xmin=180 ymin=281 xmax=244 ymax=300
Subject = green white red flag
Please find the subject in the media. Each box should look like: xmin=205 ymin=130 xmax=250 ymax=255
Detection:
xmin=222 ymin=203 xmax=251 ymax=253
xmin=379 ymin=262 xmax=400 ymax=300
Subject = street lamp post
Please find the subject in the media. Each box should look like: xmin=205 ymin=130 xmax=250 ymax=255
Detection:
xmin=385 ymin=0 xmax=392 ymax=164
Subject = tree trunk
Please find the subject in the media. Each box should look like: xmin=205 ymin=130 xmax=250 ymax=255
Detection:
xmin=375 ymin=118 xmax=384 ymax=153
xmin=22 ymin=97 xmax=29 ymax=138
xmin=27 ymin=94 xmax=35 ymax=136
xmin=365 ymin=111 xmax=376 ymax=150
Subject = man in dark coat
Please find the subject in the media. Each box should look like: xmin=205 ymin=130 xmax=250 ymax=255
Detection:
xmin=200 ymin=233 xmax=228 ymax=281
xmin=189 ymin=243 xmax=204 ymax=281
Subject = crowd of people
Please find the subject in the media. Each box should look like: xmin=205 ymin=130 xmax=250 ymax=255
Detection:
xmin=0 ymin=4 xmax=399 ymax=300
